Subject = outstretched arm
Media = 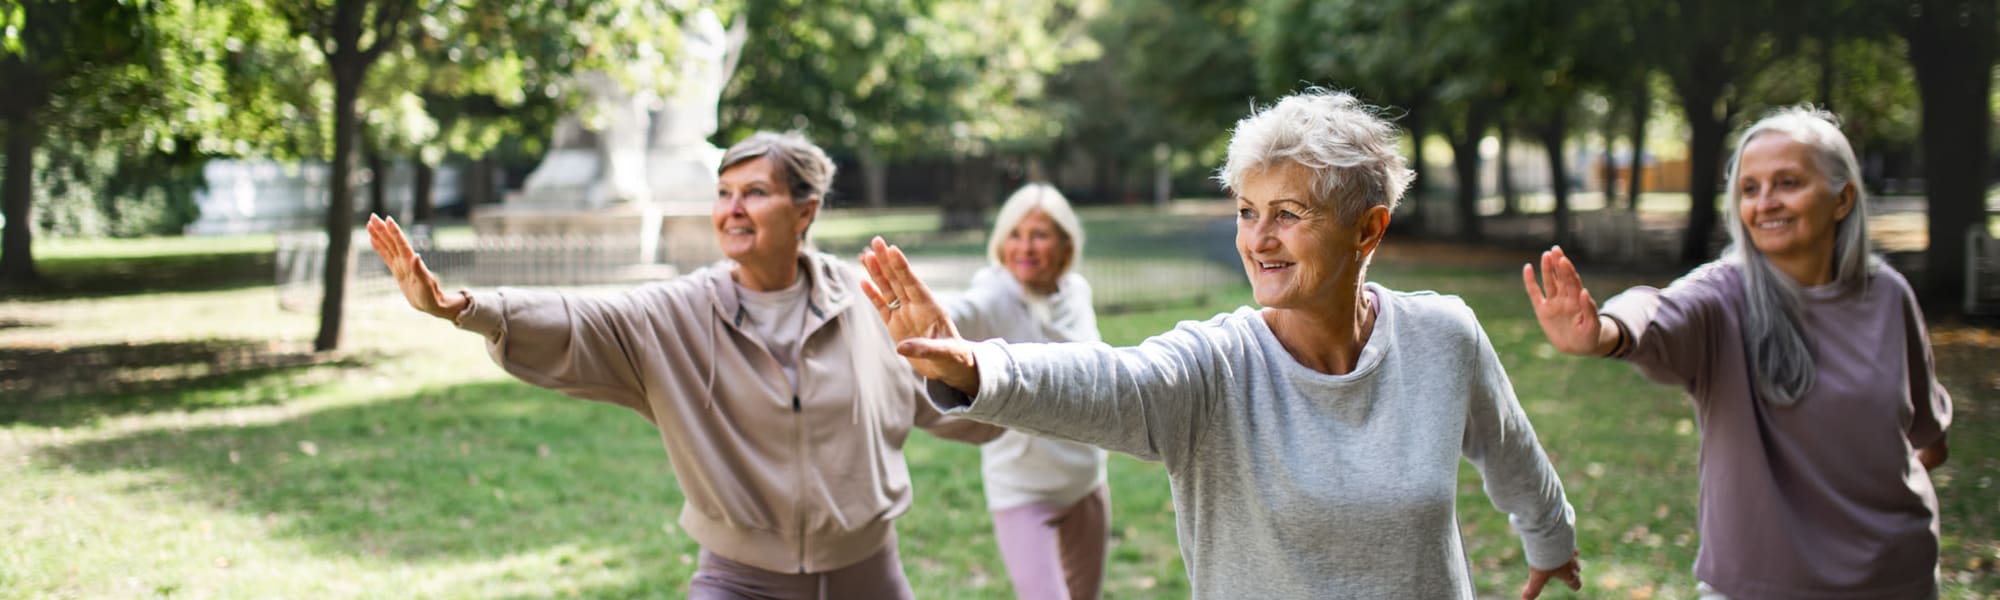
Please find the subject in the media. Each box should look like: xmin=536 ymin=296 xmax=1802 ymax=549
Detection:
xmin=1522 ymin=246 xmax=1622 ymax=357
xmin=859 ymin=236 xmax=981 ymax=394
xmin=860 ymin=236 xmax=1214 ymax=462
xmin=366 ymin=214 xmax=468 ymax=320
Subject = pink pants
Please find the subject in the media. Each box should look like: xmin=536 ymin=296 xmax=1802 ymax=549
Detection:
xmin=991 ymin=485 xmax=1111 ymax=600
xmin=687 ymin=537 xmax=914 ymax=600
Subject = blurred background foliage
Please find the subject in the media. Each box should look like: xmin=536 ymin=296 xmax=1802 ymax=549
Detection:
xmin=0 ymin=0 xmax=1992 ymax=310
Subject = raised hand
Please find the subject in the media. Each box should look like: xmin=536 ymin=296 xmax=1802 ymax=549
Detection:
xmin=1520 ymin=553 xmax=1582 ymax=600
xmin=1521 ymin=246 xmax=1612 ymax=357
xmin=365 ymin=214 xmax=466 ymax=320
xmin=858 ymin=236 xmax=980 ymax=394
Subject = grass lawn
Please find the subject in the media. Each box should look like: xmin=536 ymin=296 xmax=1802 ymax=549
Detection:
xmin=1 ymin=228 xmax=1995 ymax=599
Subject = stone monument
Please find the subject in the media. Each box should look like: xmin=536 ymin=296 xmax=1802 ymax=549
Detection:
xmin=475 ymin=8 xmax=747 ymax=274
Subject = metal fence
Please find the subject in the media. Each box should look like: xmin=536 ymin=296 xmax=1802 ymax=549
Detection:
xmin=276 ymin=228 xmax=1240 ymax=315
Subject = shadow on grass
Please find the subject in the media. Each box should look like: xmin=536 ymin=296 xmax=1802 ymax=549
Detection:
xmin=0 ymin=251 xmax=274 ymax=300
xmin=0 ymin=338 xmax=360 ymax=427
xmin=36 ymin=380 xmax=703 ymax=596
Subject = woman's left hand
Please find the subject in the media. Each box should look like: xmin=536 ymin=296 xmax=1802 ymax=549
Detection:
xmin=860 ymin=237 xmax=982 ymax=395
xmin=1520 ymin=554 xmax=1581 ymax=599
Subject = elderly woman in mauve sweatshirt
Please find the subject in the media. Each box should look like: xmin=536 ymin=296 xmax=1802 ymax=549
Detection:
xmin=942 ymin=182 xmax=1111 ymax=600
xmin=366 ymin=131 xmax=999 ymax=600
xmin=857 ymin=89 xmax=1583 ymax=600
xmin=1523 ymin=107 xmax=1951 ymax=600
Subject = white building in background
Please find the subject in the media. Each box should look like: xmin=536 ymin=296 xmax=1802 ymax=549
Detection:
xmin=186 ymin=159 xmax=463 ymax=235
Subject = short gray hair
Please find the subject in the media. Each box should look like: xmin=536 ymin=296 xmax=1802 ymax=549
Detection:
xmin=1215 ymin=88 xmax=1414 ymax=224
xmin=1722 ymin=105 xmax=1877 ymax=407
xmin=987 ymin=183 xmax=1085 ymax=274
xmin=719 ymin=131 xmax=837 ymax=204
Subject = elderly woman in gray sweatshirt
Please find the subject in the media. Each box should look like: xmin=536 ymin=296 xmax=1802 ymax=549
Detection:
xmin=858 ymin=89 xmax=1583 ymax=599
xmin=944 ymin=183 xmax=1111 ymax=600
xmin=1523 ymin=107 xmax=1951 ymax=599
xmin=366 ymin=131 xmax=1000 ymax=600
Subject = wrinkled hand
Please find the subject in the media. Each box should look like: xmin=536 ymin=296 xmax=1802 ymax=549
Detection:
xmin=1522 ymin=246 xmax=1607 ymax=356
xmin=1918 ymin=436 xmax=1949 ymax=470
xmin=365 ymin=214 xmax=465 ymax=320
xmin=1521 ymin=554 xmax=1582 ymax=600
xmin=859 ymin=237 xmax=980 ymax=394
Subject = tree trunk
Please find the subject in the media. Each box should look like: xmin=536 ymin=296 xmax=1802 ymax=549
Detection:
xmin=942 ymin=155 xmax=995 ymax=233
xmin=1541 ymin=118 xmax=1573 ymax=248
xmin=412 ymin=160 xmax=436 ymax=223
xmin=1626 ymin=82 xmax=1649 ymax=210
xmin=1819 ymin=31 xmax=1837 ymax=111
xmin=1679 ymin=103 xmax=1728 ymax=266
xmin=1403 ymin=106 xmax=1428 ymax=229
xmin=365 ymin=143 xmax=388 ymax=219
xmin=464 ymin=157 xmax=495 ymax=206
xmin=1599 ymin=117 xmax=1619 ymax=208
xmin=1497 ymin=123 xmax=1519 ymax=216
xmin=1448 ymin=105 xmax=1492 ymax=240
xmin=316 ymin=64 xmax=363 ymax=352
xmin=1449 ymin=136 xmax=1483 ymax=240
xmin=859 ymin=143 xmax=888 ymax=209
xmin=1906 ymin=0 xmax=1996 ymax=313
xmin=0 ymin=117 xmax=40 ymax=285
xmin=1670 ymin=49 xmax=1736 ymax=267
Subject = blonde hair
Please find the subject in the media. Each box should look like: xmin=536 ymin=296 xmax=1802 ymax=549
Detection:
xmin=986 ymin=183 xmax=1085 ymax=275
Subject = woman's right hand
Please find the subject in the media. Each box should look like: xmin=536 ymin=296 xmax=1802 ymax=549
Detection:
xmin=366 ymin=214 xmax=466 ymax=320
xmin=859 ymin=236 xmax=982 ymax=395
xmin=1522 ymin=246 xmax=1613 ymax=357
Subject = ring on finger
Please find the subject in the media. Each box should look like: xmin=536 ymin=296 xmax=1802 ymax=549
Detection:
xmin=885 ymin=298 xmax=903 ymax=311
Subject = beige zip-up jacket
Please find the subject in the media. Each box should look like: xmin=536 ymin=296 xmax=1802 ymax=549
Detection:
xmin=454 ymin=251 xmax=1001 ymax=574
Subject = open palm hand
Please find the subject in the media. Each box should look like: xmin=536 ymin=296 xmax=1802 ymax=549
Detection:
xmin=859 ymin=237 xmax=980 ymax=394
xmin=1521 ymin=246 xmax=1605 ymax=356
xmin=365 ymin=214 xmax=465 ymax=320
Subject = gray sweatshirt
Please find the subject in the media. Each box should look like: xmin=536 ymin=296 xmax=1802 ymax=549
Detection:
xmin=930 ymin=284 xmax=1577 ymax=598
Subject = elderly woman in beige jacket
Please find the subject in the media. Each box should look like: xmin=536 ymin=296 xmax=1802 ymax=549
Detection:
xmin=366 ymin=131 xmax=999 ymax=600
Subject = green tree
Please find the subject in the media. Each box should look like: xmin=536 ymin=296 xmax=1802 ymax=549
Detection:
xmin=723 ymin=0 xmax=1093 ymax=228
xmin=1250 ymin=0 xmax=1459 ymax=229
xmin=1080 ymin=0 xmax=1259 ymax=200
xmin=0 ymin=0 xmax=220 ymax=285
xmin=1623 ymin=0 xmax=1788 ymax=265
xmin=1899 ymin=0 xmax=1994 ymax=312
xmin=232 ymin=0 xmax=684 ymax=351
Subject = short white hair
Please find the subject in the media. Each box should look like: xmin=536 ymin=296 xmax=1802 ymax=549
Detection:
xmin=1215 ymin=88 xmax=1414 ymax=224
xmin=986 ymin=183 xmax=1085 ymax=274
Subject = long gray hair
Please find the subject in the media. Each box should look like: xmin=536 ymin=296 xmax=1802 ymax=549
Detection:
xmin=1721 ymin=106 xmax=1877 ymax=407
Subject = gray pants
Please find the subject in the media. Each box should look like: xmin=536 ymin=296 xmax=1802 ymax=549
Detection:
xmin=689 ymin=538 xmax=914 ymax=600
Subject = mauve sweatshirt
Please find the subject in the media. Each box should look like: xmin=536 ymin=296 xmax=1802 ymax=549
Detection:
xmin=1600 ymin=261 xmax=1951 ymax=599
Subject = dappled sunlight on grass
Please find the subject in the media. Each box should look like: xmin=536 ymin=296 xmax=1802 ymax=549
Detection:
xmin=9 ymin=380 xmax=700 ymax=597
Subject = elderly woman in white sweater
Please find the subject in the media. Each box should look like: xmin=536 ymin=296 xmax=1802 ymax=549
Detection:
xmin=943 ymin=183 xmax=1110 ymax=600
xmin=858 ymin=89 xmax=1583 ymax=599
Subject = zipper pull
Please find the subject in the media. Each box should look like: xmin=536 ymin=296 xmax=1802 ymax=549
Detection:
xmin=791 ymin=396 xmax=801 ymax=413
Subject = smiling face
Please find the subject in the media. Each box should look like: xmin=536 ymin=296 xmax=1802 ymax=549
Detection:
xmin=715 ymin=156 xmax=816 ymax=271
xmin=1235 ymin=161 xmax=1373 ymax=311
xmin=1000 ymin=208 xmax=1072 ymax=294
xmin=1734 ymin=133 xmax=1853 ymax=282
